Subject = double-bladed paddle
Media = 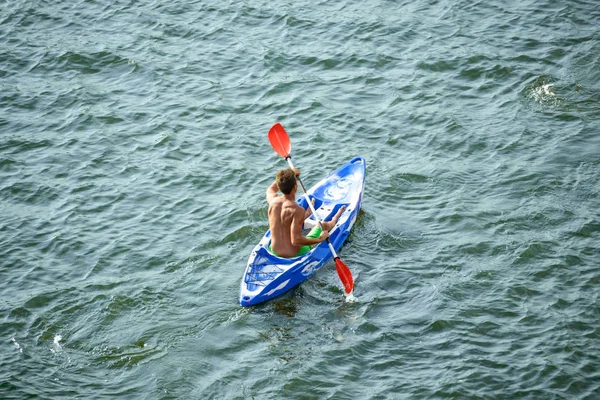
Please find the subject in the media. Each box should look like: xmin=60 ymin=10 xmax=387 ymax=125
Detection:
xmin=268 ymin=122 xmax=354 ymax=294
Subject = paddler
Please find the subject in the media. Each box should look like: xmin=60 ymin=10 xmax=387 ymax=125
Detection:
xmin=266 ymin=168 xmax=345 ymax=258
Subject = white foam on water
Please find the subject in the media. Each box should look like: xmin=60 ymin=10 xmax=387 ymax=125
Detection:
xmin=11 ymin=338 xmax=23 ymax=353
xmin=344 ymin=291 xmax=357 ymax=303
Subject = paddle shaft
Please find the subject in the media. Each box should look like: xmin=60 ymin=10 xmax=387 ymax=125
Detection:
xmin=285 ymin=156 xmax=340 ymax=259
xmin=268 ymin=122 xmax=353 ymax=294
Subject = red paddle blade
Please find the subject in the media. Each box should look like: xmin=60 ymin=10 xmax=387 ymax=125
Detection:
xmin=268 ymin=123 xmax=291 ymax=158
xmin=335 ymin=258 xmax=354 ymax=294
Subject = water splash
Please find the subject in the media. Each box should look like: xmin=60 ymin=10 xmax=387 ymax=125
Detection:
xmin=525 ymin=75 xmax=561 ymax=107
xmin=51 ymin=335 xmax=64 ymax=354
xmin=533 ymin=83 xmax=556 ymax=99
xmin=344 ymin=291 xmax=357 ymax=303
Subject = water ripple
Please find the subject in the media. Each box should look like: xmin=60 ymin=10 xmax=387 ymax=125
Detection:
xmin=1 ymin=0 xmax=599 ymax=398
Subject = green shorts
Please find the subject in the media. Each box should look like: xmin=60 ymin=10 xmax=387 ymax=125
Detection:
xmin=269 ymin=226 xmax=322 ymax=258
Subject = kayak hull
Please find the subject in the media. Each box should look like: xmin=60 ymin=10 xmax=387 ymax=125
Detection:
xmin=239 ymin=157 xmax=366 ymax=307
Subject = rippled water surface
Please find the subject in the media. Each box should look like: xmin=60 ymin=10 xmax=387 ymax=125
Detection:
xmin=1 ymin=0 xmax=599 ymax=398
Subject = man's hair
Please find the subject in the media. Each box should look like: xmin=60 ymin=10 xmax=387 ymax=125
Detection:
xmin=276 ymin=169 xmax=297 ymax=194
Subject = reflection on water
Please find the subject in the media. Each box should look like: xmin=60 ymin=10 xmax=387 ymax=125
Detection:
xmin=273 ymin=298 xmax=299 ymax=318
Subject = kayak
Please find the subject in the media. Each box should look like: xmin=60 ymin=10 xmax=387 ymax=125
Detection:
xmin=239 ymin=157 xmax=366 ymax=307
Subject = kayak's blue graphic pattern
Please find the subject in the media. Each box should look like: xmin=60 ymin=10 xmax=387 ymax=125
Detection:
xmin=240 ymin=157 xmax=366 ymax=306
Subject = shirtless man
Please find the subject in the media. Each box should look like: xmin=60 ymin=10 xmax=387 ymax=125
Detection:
xmin=266 ymin=168 xmax=345 ymax=258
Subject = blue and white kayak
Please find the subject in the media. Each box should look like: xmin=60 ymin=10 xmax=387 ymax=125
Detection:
xmin=240 ymin=157 xmax=366 ymax=307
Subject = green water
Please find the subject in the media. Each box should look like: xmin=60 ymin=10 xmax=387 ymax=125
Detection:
xmin=1 ymin=0 xmax=599 ymax=398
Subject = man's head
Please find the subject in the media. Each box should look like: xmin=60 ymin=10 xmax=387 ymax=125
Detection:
xmin=276 ymin=168 xmax=297 ymax=194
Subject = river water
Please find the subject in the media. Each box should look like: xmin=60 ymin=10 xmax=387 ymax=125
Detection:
xmin=1 ymin=0 xmax=599 ymax=398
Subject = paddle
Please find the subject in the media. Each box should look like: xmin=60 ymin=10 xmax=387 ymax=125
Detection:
xmin=268 ymin=122 xmax=354 ymax=294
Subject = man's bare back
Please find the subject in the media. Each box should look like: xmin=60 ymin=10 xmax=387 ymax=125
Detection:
xmin=267 ymin=196 xmax=307 ymax=257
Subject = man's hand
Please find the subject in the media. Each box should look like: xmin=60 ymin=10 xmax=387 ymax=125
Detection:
xmin=318 ymin=230 xmax=330 ymax=242
xmin=292 ymin=168 xmax=300 ymax=177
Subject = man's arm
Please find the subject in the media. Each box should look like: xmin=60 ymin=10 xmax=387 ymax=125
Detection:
xmin=266 ymin=180 xmax=278 ymax=204
xmin=291 ymin=207 xmax=329 ymax=246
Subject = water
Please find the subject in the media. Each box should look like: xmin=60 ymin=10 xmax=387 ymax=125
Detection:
xmin=1 ymin=0 xmax=599 ymax=398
